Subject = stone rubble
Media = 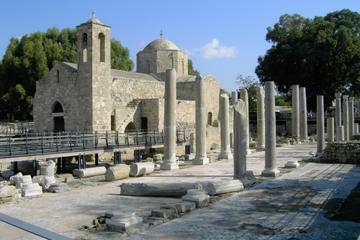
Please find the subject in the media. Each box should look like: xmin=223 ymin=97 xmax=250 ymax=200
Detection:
xmin=182 ymin=188 xmax=210 ymax=208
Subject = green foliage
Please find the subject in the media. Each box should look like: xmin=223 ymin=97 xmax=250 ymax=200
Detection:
xmin=188 ymin=59 xmax=200 ymax=76
xmin=111 ymin=39 xmax=133 ymax=71
xmin=0 ymin=28 xmax=133 ymax=120
xmin=275 ymin=95 xmax=291 ymax=107
xmin=236 ymin=75 xmax=259 ymax=112
xmin=256 ymin=9 xmax=360 ymax=110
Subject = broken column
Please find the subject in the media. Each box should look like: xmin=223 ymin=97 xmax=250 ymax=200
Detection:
xmin=336 ymin=126 xmax=344 ymax=141
xmin=239 ymin=89 xmax=250 ymax=153
xmin=299 ymin=87 xmax=308 ymax=141
xmin=256 ymin=86 xmax=265 ymax=151
xmin=193 ymin=75 xmax=209 ymax=165
xmin=219 ymin=93 xmax=232 ymax=160
xmin=335 ymin=93 xmax=342 ymax=128
xmin=349 ymin=97 xmax=355 ymax=138
xmin=262 ymin=81 xmax=279 ymax=177
xmin=327 ymin=117 xmax=334 ymax=142
xmin=343 ymin=95 xmax=349 ymax=141
xmin=316 ymin=95 xmax=325 ymax=156
xmin=231 ymin=91 xmax=238 ymax=105
xmin=355 ymin=123 xmax=359 ymax=135
xmin=233 ymin=99 xmax=248 ymax=178
xmin=291 ymin=85 xmax=300 ymax=141
xmin=161 ymin=69 xmax=178 ymax=170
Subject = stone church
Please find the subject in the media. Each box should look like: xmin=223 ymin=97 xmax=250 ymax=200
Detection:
xmin=33 ymin=16 xmax=226 ymax=150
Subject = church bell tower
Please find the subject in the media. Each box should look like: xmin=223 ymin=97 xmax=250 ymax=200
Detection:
xmin=76 ymin=13 xmax=112 ymax=131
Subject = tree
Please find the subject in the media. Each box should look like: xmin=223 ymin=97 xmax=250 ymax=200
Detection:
xmin=236 ymin=75 xmax=259 ymax=112
xmin=0 ymin=28 xmax=133 ymax=120
xmin=188 ymin=59 xmax=200 ymax=76
xmin=256 ymin=9 xmax=360 ymax=110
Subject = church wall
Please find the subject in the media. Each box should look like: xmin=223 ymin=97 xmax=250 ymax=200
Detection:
xmin=33 ymin=64 xmax=85 ymax=132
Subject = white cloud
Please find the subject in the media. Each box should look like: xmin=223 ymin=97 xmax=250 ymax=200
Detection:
xmin=197 ymin=38 xmax=236 ymax=59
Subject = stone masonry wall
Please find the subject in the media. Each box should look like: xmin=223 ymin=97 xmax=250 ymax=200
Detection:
xmin=33 ymin=63 xmax=83 ymax=132
xmin=323 ymin=142 xmax=360 ymax=164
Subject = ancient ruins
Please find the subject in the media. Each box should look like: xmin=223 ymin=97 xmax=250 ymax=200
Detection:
xmin=0 ymin=14 xmax=359 ymax=240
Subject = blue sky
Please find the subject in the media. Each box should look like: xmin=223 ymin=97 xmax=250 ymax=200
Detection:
xmin=0 ymin=0 xmax=359 ymax=91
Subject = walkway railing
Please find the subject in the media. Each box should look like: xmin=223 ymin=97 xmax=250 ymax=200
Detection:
xmin=0 ymin=129 xmax=189 ymax=160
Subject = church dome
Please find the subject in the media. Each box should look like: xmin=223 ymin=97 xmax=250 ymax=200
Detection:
xmin=143 ymin=38 xmax=180 ymax=52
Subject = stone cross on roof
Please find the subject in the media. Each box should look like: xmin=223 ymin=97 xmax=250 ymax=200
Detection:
xmin=160 ymin=30 xmax=163 ymax=39
xmin=92 ymin=10 xmax=96 ymax=19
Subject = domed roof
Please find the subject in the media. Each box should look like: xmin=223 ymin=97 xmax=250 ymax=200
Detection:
xmin=143 ymin=38 xmax=180 ymax=51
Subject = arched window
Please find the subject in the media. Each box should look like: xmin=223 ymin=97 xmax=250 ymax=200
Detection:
xmin=98 ymin=33 xmax=105 ymax=62
xmin=82 ymin=33 xmax=88 ymax=63
xmin=56 ymin=70 xmax=60 ymax=83
xmin=207 ymin=112 xmax=213 ymax=125
xmin=53 ymin=101 xmax=64 ymax=113
xmin=125 ymin=122 xmax=136 ymax=132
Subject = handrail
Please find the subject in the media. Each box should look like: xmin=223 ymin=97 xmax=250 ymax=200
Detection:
xmin=0 ymin=129 xmax=190 ymax=160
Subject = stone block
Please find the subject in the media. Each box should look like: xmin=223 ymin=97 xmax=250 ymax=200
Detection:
xmin=48 ymin=183 xmax=69 ymax=193
xmin=21 ymin=183 xmax=43 ymax=197
xmin=151 ymin=208 xmax=178 ymax=219
xmin=9 ymin=172 xmax=23 ymax=185
xmin=106 ymin=213 xmax=143 ymax=233
xmin=120 ymin=182 xmax=202 ymax=197
xmin=129 ymin=162 xmax=154 ymax=177
xmin=185 ymin=153 xmax=195 ymax=161
xmin=72 ymin=166 xmax=106 ymax=178
xmin=0 ymin=185 xmax=17 ymax=198
xmin=32 ymin=175 xmax=56 ymax=190
xmin=38 ymin=160 xmax=56 ymax=176
xmin=153 ymin=154 xmax=163 ymax=162
xmin=105 ymin=164 xmax=130 ymax=181
xmin=203 ymin=180 xmax=244 ymax=195
xmin=182 ymin=189 xmax=210 ymax=208
xmin=174 ymin=201 xmax=196 ymax=214
xmin=15 ymin=175 xmax=32 ymax=189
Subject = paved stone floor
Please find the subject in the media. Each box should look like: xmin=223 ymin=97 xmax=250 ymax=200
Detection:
xmin=0 ymin=143 xmax=359 ymax=239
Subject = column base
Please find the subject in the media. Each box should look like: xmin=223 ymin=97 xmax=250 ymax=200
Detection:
xmin=261 ymin=168 xmax=280 ymax=177
xmin=160 ymin=162 xmax=179 ymax=170
xmin=193 ymin=155 xmax=209 ymax=165
xmin=218 ymin=151 xmax=233 ymax=160
xmin=238 ymin=171 xmax=256 ymax=187
xmin=256 ymin=145 xmax=265 ymax=151
xmin=285 ymin=160 xmax=299 ymax=168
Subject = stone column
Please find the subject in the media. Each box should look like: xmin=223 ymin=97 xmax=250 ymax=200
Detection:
xmin=336 ymin=126 xmax=344 ymax=141
xmin=354 ymin=123 xmax=359 ymax=135
xmin=299 ymin=87 xmax=308 ymax=141
xmin=239 ymin=89 xmax=250 ymax=153
xmin=256 ymin=86 xmax=265 ymax=151
xmin=233 ymin=99 xmax=247 ymax=178
xmin=189 ymin=133 xmax=195 ymax=153
xmin=262 ymin=81 xmax=279 ymax=177
xmin=291 ymin=85 xmax=300 ymax=141
xmin=335 ymin=93 xmax=342 ymax=127
xmin=343 ymin=95 xmax=349 ymax=141
xmin=327 ymin=117 xmax=334 ymax=142
xmin=349 ymin=97 xmax=355 ymax=138
xmin=231 ymin=91 xmax=238 ymax=105
xmin=219 ymin=94 xmax=232 ymax=160
xmin=193 ymin=75 xmax=209 ymax=165
xmin=161 ymin=69 xmax=178 ymax=170
xmin=316 ymin=95 xmax=325 ymax=156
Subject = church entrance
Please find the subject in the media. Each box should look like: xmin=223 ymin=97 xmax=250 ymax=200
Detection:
xmin=52 ymin=101 xmax=65 ymax=132
xmin=54 ymin=117 xmax=65 ymax=132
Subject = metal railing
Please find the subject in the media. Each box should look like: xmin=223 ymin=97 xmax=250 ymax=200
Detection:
xmin=0 ymin=129 xmax=188 ymax=160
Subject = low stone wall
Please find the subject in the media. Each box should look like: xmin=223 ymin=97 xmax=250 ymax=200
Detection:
xmin=323 ymin=142 xmax=360 ymax=164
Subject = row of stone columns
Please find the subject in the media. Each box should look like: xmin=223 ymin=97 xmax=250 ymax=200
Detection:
xmin=162 ymin=69 xmax=358 ymax=174
xmin=291 ymin=85 xmax=308 ymax=142
xmin=333 ymin=93 xmax=357 ymax=142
